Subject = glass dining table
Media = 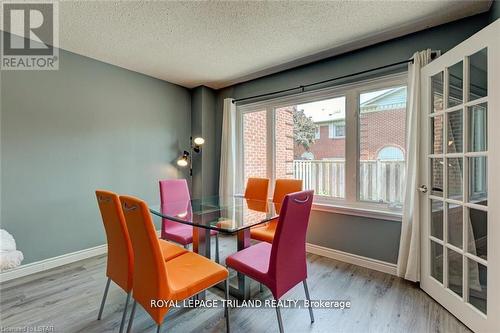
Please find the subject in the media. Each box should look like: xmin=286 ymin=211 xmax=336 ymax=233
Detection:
xmin=149 ymin=196 xmax=279 ymax=300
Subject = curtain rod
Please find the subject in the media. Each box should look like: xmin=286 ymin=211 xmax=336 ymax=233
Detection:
xmin=233 ymin=51 xmax=439 ymax=104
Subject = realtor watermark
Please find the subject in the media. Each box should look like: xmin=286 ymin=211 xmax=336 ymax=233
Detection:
xmin=151 ymin=299 xmax=352 ymax=310
xmin=1 ymin=1 xmax=59 ymax=70
xmin=0 ymin=326 xmax=55 ymax=333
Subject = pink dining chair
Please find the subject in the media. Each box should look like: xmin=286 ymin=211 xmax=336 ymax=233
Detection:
xmin=159 ymin=179 xmax=220 ymax=263
xmin=225 ymin=190 xmax=315 ymax=333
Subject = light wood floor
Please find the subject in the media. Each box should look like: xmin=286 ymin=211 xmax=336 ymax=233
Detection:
xmin=0 ymin=236 xmax=471 ymax=333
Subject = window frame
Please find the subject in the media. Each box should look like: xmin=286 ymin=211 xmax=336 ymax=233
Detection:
xmin=235 ymin=72 xmax=407 ymax=216
xmin=329 ymin=121 xmax=346 ymax=139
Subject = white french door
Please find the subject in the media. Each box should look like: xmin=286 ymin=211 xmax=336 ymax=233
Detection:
xmin=420 ymin=20 xmax=499 ymax=332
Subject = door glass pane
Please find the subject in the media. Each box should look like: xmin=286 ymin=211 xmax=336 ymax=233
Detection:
xmin=467 ymin=208 xmax=487 ymax=260
xmin=243 ymin=110 xmax=268 ymax=184
xmin=469 ymin=48 xmax=487 ymax=102
xmin=431 ymin=241 xmax=443 ymax=283
xmin=431 ymin=115 xmax=443 ymax=154
xmin=469 ymin=156 xmax=487 ymax=205
xmin=448 ymin=61 xmax=463 ymax=107
xmin=447 ymin=110 xmax=463 ymax=153
xmin=447 ymin=203 xmax=463 ymax=249
xmin=447 ymin=248 xmax=463 ymax=297
xmin=278 ymin=97 xmax=346 ymax=198
xmin=431 ymin=72 xmax=444 ymax=113
xmin=431 ymin=200 xmax=444 ymax=240
xmin=359 ymin=87 xmax=406 ymax=205
xmin=468 ymin=259 xmax=487 ymax=314
xmin=468 ymin=103 xmax=487 ymax=152
xmin=431 ymin=158 xmax=444 ymax=197
xmin=447 ymin=158 xmax=463 ymax=200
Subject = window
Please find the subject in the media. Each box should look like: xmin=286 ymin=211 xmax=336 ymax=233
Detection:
xmin=328 ymin=122 xmax=346 ymax=138
xmin=237 ymin=73 xmax=407 ymax=212
xmin=314 ymin=126 xmax=320 ymax=139
xmin=359 ymin=86 xmax=407 ymax=206
xmin=377 ymin=146 xmax=404 ymax=160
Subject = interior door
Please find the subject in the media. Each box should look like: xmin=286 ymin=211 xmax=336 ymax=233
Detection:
xmin=420 ymin=19 xmax=499 ymax=332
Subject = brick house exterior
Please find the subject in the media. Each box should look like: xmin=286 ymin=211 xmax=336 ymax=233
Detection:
xmin=295 ymin=87 xmax=407 ymax=161
xmin=242 ymin=87 xmax=409 ymax=202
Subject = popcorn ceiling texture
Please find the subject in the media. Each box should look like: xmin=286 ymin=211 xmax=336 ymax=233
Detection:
xmin=55 ymin=1 xmax=489 ymax=88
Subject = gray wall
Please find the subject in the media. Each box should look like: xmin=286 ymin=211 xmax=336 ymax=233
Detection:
xmin=214 ymin=11 xmax=494 ymax=264
xmin=191 ymin=86 xmax=218 ymax=198
xmin=1 ymin=39 xmax=191 ymax=264
xmin=489 ymin=0 xmax=499 ymax=22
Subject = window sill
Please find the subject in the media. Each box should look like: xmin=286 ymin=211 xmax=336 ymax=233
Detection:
xmin=234 ymin=194 xmax=402 ymax=222
xmin=311 ymin=201 xmax=402 ymax=222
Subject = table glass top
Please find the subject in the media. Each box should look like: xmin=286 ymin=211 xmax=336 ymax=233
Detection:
xmin=149 ymin=196 xmax=279 ymax=233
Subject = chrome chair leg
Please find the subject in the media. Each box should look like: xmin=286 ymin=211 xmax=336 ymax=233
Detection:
xmin=225 ymin=279 xmax=230 ymax=332
xmin=215 ymin=233 xmax=220 ymax=264
xmin=97 ymin=278 xmax=111 ymax=320
xmin=303 ymin=280 xmax=314 ymax=323
xmin=119 ymin=292 xmax=131 ymax=333
xmin=156 ymin=324 xmax=162 ymax=333
xmin=126 ymin=300 xmax=137 ymax=333
xmin=275 ymin=302 xmax=284 ymax=333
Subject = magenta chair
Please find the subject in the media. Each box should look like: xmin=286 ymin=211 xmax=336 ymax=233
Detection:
xmin=226 ymin=190 xmax=315 ymax=333
xmin=159 ymin=179 xmax=220 ymax=263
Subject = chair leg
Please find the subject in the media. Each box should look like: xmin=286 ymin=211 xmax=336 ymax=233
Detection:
xmin=119 ymin=292 xmax=131 ymax=333
xmin=275 ymin=302 xmax=284 ymax=333
xmin=225 ymin=279 xmax=230 ymax=332
xmin=126 ymin=300 xmax=137 ymax=333
xmin=156 ymin=324 xmax=162 ymax=333
xmin=215 ymin=233 xmax=220 ymax=264
xmin=303 ymin=280 xmax=314 ymax=323
xmin=97 ymin=278 xmax=111 ymax=320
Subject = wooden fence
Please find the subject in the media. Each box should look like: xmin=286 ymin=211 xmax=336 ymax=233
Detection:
xmin=293 ymin=159 xmax=405 ymax=204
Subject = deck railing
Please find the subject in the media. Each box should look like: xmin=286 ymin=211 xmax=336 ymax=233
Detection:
xmin=293 ymin=159 xmax=405 ymax=204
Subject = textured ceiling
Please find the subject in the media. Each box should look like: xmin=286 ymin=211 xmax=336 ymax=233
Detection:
xmin=55 ymin=1 xmax=490 ymax=88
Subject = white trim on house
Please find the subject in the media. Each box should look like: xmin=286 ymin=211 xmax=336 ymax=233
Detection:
xmin=306 ymin=243 xmax=398 ymax=276
xmin=0 ymin=244 xmax=107 ymax=283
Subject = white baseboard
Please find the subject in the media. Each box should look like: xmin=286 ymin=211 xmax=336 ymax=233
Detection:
xmin=0 ymin=244 xmax=107 ymax=283
xmin=306 ymin=243 xmax=397 ymax=276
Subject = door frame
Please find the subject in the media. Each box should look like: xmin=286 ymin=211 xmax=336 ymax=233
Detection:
xmin=420 ymin=19 xmax=499 ymax=332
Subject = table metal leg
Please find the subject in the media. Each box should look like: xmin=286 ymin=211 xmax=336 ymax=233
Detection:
xmin=234 ymin=229 xmax=251 ymax=299
xmin=192 ymin=226 xmax=212 ymax=299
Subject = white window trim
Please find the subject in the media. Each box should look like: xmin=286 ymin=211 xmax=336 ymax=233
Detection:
xmin=315 ymin=126 xmax=320 ymax=139
xmin=236 ymin=72 xmax=408 ymax=219
xmin=328 ymin=122 xmax=346 ymax=139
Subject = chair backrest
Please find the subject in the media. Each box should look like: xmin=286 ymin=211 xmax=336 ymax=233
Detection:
xmin=159 ymin=179 xmax=192 ymax=227
xmin=95 ymin=190 xmax=133 ymax=292
xmin=272 ymin=179 xmax=303 ymax=204
xmin=272 ymin=179 xmax=303 ymax=213
xmin=268 ymin=190 xmax=314 ymax=299
xmin=120 ymin=195 xmax=171 ymax=324
xmin=159 ymin=179 xmax=190 ymax=203
xmin=244 ymin=177 xmax=269 ymax=201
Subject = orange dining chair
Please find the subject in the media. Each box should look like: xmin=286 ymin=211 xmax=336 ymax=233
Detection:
xmin=95 ymin=190 xmax=187 ymax=333
xmin=250 ymin=179 xmax=303 ymax=243
xmin=244 ymin=177 xmax=270 ymax=201
xmin=120 ymin=195 xmax=230 ymax=333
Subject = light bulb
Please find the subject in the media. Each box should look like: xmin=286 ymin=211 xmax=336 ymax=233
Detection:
xmin=177 ymin=158 xmax=188 ymax=167
xmin=193 ymin=137 xmax=205 ymax=146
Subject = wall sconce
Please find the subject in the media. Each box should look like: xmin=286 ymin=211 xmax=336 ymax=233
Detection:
xmin=176 ymin=137 xmax=204 ymax=176
xmin=176 ymin=151 xmax=189 ymax=167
